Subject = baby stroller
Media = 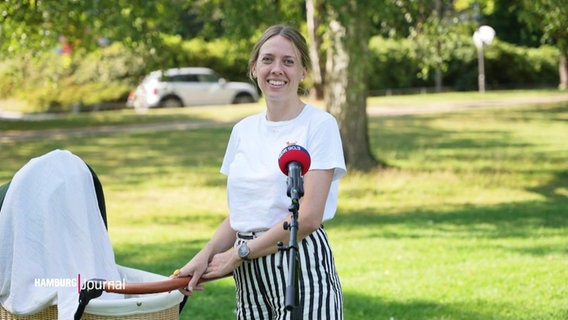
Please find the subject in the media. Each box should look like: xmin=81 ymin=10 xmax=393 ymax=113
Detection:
xmin=0 ymin=150 xmax=217 ymax=320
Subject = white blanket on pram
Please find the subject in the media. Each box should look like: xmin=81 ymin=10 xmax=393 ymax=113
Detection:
xmin=0 ymin=150 xmax=123 ymax=319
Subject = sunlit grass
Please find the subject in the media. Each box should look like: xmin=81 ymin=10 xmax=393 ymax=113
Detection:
xmin=1 ymin=94 xmax=567 ymax=319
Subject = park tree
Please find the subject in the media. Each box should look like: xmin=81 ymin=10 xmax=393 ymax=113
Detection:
xmin=518 ymin=0 xmax=568 ymax=89
xmin=321 ymin=0 xmax=381 ymax=170
xmin=319 ymin=0 xmax=478 ymax=169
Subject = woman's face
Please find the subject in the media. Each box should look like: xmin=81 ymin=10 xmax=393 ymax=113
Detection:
xmin=252 ymin=35 xmax=306 ymax=103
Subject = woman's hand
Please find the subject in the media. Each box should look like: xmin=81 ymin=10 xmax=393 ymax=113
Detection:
xmin=173 ymin=217 xmax=237 ymax=296
xmin=174 ymin=253 xmax=209 ymax=296
xmin=203 ymin=247 xmax=242 ymax=279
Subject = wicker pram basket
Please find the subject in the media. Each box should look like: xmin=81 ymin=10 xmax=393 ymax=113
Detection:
xmin=0 ymin=305 xmax=179 ymax=320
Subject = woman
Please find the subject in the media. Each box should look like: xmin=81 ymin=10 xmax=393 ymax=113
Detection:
xmin=176 ymin=24 xmax=346 ymax=319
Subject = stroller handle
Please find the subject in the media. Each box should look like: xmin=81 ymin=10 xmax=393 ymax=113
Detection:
xmin=101 ymin=273 xmax=232 ymax=294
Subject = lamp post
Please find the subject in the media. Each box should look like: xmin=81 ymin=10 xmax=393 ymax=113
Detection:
xmin=473 ymin=25 xmax=495 ymax=93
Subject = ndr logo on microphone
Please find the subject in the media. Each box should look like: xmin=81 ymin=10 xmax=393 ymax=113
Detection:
xmin=279 ymin=144 xmax=304 ymax=157
xmin=278 ymin=144 xmax=309 ymax=158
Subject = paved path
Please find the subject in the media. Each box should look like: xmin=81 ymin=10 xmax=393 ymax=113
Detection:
xmin=2 ymin=94 xmax=568 ymax=143
xmin=0 ymin=120 xmax=229 ymax=143
xmin=367 ymin=94 xmax=568 ymax=116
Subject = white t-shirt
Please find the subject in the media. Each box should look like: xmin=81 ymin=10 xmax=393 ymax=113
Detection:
xmin=220 ymin=104 xmax=346 ymax=232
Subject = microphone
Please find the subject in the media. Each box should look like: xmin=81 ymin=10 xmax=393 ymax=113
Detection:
xmin=277 ymin=145 xmax=310 ymax=311
xmin=278 ymin=145 xmax=311 ymax=202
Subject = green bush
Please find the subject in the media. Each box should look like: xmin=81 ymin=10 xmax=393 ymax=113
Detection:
xmin=0 ymin=43 xmax=144 ymax=113
xmin=483 ymin=41 xmax=559 ymax=89
xmin=0 ymin=35 xmax=560 ymax=113
xmin=0 ymin=52 xmax=72 ymax=112
xmin=368 ymin=37 xmax=430 ymax=92
xmin=155 ymin=36 xmax=252 ymax=82
xmin=370 ymin=35 xmax=559 ymax=92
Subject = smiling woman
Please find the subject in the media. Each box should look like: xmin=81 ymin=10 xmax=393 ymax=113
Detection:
xmin=174 ymin=25 xmax=347 ymax=320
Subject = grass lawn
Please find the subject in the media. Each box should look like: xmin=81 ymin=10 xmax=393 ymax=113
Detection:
xmin=1 ymin=91 xmax=567 ymax=319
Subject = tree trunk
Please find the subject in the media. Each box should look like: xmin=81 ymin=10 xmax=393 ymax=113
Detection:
xmin=306 ymin=0 xmax=325 ymax=100
xmin=324 ymin=2 xmax=382 ymax=171
xmin=559 ymin=47 xmax=568 ymax=90
xmin=434 ymin=0 xmax=443 ymax=92
xmin=435 ymin=66 xmax=443 ymax=92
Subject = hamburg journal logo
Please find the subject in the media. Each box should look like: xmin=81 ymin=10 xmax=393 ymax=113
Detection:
xmin=34 ymin=274 xmax=125 ymax=293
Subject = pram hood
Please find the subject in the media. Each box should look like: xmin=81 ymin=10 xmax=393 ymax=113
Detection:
xmin=0 ymin=150 xmax=124 ymax=319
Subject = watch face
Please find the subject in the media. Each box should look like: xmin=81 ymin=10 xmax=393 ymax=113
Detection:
xmin=239 ymin=243 xmax=250 ymax=259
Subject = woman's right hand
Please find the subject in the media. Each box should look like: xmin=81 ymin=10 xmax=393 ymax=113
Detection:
xmin=172 ymin=217 xmax=236 ymax=296
xmin=174 ymin=253 xmax=209 ymax=296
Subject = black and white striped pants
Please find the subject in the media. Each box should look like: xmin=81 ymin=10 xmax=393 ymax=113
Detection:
xmin=233 ymin=227 xmax=343 ymax=319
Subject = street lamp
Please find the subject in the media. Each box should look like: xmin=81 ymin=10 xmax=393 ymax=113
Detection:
xmin=473 ymin=25 xmax=495 ymax=93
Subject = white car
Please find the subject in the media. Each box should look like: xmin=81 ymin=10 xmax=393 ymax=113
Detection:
xmin=127 ymin=67 xmax=259 ymax=108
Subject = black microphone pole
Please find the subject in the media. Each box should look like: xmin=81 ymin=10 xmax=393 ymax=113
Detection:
xmin=282 ymin=161 xmax=303 ymax=319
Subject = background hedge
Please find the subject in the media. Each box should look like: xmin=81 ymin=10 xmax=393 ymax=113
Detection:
xmin=0 ymin=37 xmax=559 ymax=113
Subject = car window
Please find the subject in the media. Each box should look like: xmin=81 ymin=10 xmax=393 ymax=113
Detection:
xmin=165 ymin=74 xmax=199 ymax=82
xmin=197 ymin=74 xmax=219 ymax=83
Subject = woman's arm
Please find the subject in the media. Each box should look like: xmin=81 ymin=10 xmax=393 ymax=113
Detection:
xmin=202 ymin=169 xmax=334 ymax=278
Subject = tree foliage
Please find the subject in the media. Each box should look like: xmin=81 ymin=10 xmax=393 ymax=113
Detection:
xmin=188 ymin=0 xmax=305 ymax=41
xmin=518 ymin=0 xmax=568 ymax=49
xmin=518 ymin=0 xmax=568 ymax=88
xmin=0 ymin=0 xmax=183 ymax=56
xmin=485 ymin=1 xmax=542 ymax=46
xmin=407 ymin=1 xmax=475 ymax=88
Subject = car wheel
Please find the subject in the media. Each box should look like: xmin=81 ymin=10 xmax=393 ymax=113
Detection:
xmin=161 ymin=96 xmax=184 ymax=108
xmin=233 ymin=93 xmax=255 ymax=104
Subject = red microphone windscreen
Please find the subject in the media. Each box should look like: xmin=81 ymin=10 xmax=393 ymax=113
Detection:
xmin=278 ymin=145 xmax=311 ymax=176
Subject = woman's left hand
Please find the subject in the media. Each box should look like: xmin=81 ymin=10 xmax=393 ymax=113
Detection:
xmin=203 ymin=248 xmax=242 ymax=278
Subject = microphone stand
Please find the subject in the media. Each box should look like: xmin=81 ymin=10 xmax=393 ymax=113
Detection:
xmin=278 ymin=165 xmax=303 ymax=320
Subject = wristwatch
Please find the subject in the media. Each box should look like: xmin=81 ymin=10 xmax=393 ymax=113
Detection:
xmin=238 ymin=242 xmax=250 ymax=261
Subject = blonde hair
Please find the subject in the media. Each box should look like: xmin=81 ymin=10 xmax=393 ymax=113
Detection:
xmin=248 ymin=25 xmax=312 ymax=81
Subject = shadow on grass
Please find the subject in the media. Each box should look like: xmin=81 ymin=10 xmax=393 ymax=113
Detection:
xmin=342 ymin=290 xmax=543 ymax=320
xmin=369 ymin=104 xmax=568 ymax=170
xmin=0 ymin=126 xmax=232 ymax=186
xmin=330 ymin=197 xmax=567 ymax=256
xmin=528 ymin=169 xmax=568 ymax=203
